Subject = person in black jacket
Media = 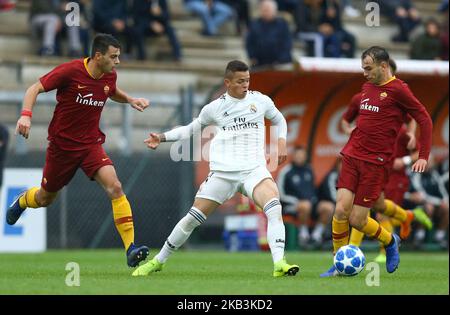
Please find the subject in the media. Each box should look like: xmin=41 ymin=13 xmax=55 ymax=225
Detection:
xmin=407 ymin=154 xmax=449 ymax=248
xmin=277 ymin=145 xmax=317 ymax=246
xmin=315 ymin=156 xmax=341 ymax=245
xmin=245 ymin=0 xmax=292 ymax=69
xmin=221 ymin=0 xmax=250 ymax=35
xmin=92 ymin=0 xmax=133 ymax=55
xmin=132 ymin=0 xmax=182 ymax=61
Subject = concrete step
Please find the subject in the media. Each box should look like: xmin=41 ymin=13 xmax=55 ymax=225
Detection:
xmin=0 ymin=29 xmax=245 ymax=64
xmin=345 ymin=23 xmax=410 ymax=52
xmin=0 ymin=9 xmax=28 ymax=35
xmin=16 ymin=61 xmax=199 ymax=92
xmin=0 ymin=52 xmax=230 ymax=92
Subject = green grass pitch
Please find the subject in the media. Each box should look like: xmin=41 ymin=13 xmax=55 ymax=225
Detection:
xmin=0 ymin=250 xmax=447 ymax=295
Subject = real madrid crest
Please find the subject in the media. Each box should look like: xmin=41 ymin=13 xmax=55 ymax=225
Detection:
xmin=104 ymin=85 xmax=110 ymax=95
xmin=379 ymin=91 xmax=387 ymax=100
xmin=250 ymin=104 xmax=257 ymax=113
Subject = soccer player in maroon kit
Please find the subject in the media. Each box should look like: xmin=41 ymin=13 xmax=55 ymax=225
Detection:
xmin=347 ymin=123 xmax=433 ymax=262
xmin=7 ymin=34 xmax=151 ymax=268
xmin=342 ymin=87 xmax=432 ymax=244
xmin=321 ymin=46 xmax=433 ymax=277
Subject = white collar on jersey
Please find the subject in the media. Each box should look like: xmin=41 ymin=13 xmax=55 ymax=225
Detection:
xmin=225 ymin=91 xmax=247 ymax=102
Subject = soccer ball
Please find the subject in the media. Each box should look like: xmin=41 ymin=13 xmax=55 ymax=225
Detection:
xmin=333 ymin=245 xmax=366 ymax=276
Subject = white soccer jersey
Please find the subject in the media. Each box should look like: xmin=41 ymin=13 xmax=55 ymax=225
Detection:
xmin=198 ymin=91 xmax=281 ymax=172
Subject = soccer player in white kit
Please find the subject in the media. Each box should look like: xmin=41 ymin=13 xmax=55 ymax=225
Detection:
xmin=133 ymin=60 xmax=299 ymax=277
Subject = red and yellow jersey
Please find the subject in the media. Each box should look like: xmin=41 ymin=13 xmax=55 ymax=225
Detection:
xmin=39 ymin=58 xmax=117 ymax=151
xmin=341 ymin=77 xmax=432 ymax=165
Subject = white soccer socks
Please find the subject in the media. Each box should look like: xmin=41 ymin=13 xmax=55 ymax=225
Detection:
xmin=156 ymin=207 xmax=207 ymax=263
xmin=264 ymin=198 xmax=286 ymax=263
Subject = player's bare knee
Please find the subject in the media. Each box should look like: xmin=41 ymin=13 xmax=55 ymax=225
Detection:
xmin=334 ymin=202 xmax=349 ymax=219
xmin=108 ymin=180 xmax=123 ymax=199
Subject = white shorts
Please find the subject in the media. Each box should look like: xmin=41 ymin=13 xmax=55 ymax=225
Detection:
xmin=196 ymin=165 xmax=273 ymax=204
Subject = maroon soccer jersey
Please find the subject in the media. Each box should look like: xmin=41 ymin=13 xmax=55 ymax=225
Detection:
xmin=341 ymin=77 xmax=432 ymax=165
xmin=39 ymin=58 xmax=117 ymax=150
xmin=342 ymin=92 xmax=361 ymax=123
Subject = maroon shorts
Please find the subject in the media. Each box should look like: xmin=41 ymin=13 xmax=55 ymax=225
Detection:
xmin=336 ymin=154 xmax=388 ymax=208
xmin=41 ymin=142 xmax=113 ymax=192
xmin=384 ymin=174 xmax=409 ymax=205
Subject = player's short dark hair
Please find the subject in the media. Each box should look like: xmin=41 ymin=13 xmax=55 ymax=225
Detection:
xmin=294 ymin=145 xmax=305 ymax=151
xmin=361 ymin=46 xmax=390 ymax=65
xmin=90 ymin=33 xmax=121 ymax=58
xmin=225 ymin=60 xmax=249 ymax=79
xmin=388 ymin=58 xmax=397 ymax=74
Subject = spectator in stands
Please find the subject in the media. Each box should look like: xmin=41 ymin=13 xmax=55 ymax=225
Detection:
xmin=275 ymin=0 xmax=302 ymax=33
xmin=439 ymin=0 xmax=449 ymax=13
xmin=29 ymin=0 xmax=86 ymax=57
xmin=407 ymin=155 xmax=449 ymax=249
xmin=438 ymin=156 xmax=449 ymax=198
xmin=29 ymin=0 xmax=63 ymax=56
xmin=321 ymin=0 xmax=356 ymax=58
xmin=92 ymin=0 xmax=133 ymax=56
xmin=132 ymin=0 xmax=182 ymax=61
xmin=277 ymin=145 xmax=317 ymax=247
xmin=221 ymin=0 xmax=250 ymax=35
xmin=297 ymin=0 xmax=340 ymax=58
xmin=62 ymin=0 xmax=89 ymax=57
xmin=314 ymin=157 xmax=342 ymax=246
xmin=410 ymin=18 xmax=442 ymax=60
xmin=340 ymin=0 xmax=361 ymax=18
xmin=439 ymin=0 xmax=449 ymax=60
xmin=245 ymin=0 xmax=292 ymax=69
xmin=374 ymin=0 xmax=421 ymax=42
xmin=183 ymin=0 xmax=234 ymax=36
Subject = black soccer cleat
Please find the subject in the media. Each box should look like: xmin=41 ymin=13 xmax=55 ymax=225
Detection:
xmin=126 ymin=243 xmax=150 ymax=267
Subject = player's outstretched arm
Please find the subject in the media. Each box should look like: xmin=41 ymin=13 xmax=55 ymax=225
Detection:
xmin=16 ymin=81 xmax=45 ymax=139
xmin=143 ymin=119 xmax=203 ymax=150
xmin=144 ymin=133 xmax=164 ymax=150
xmin=111 ymin=87 xmax=149 ymax=112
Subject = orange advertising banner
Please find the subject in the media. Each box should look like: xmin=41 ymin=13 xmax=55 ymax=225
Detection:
xmin=197 ymin=70 xmax=448 ymax=210
xmin=250 ymin=70 xmax=449 ymax=185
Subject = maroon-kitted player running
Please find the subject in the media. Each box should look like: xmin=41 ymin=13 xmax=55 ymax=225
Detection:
xmin=7 ymin=34 xmax=150 ymax=268
xmin=321 ymin=46 xmax=433 ymax=277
